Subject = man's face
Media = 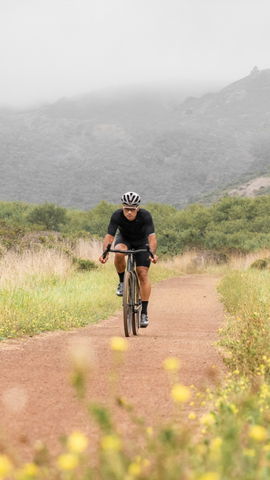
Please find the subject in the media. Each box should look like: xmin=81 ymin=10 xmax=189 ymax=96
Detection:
xmin=122 ymin=205 xmax=139 ymax=221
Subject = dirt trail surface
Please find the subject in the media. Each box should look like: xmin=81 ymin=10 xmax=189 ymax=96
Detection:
xmin=0 ymin=275 xmax=226 ymax=459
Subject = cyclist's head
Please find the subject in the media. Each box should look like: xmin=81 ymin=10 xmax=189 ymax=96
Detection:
xmin=121 ymin=192 xmax=141 ymax=207
xmin=121 ymin=192 xmax=141 ymax=221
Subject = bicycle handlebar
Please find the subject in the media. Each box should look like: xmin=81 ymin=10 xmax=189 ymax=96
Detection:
xmin=102 ymin=243 xmax=155 ymax=259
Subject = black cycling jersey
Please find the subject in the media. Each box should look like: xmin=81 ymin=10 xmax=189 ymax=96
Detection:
xmin=107 ymin=208 xmax=155 ymax=245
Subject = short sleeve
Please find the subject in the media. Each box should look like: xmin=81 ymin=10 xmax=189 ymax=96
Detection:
xmin=144 ymin=211 xmax=155 ymax=237
xmin=107 ymin=211 xmax=120 ymax=237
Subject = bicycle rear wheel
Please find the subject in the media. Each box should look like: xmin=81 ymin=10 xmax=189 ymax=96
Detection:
xmin=132 ymin=272 xmax=141 ymax=335
xmin=123 ymin=271 xmax=133 ymax=337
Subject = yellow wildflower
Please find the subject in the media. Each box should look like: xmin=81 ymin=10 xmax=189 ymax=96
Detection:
xmin=163 ymin=357 xmax=181 ymax=371
xmin=199 ymin=472 xmax=220 ymax=480
xmin=57 ymin=453 xmax=79 ymax=470
xmin=146 ymin=427 xmax=153 ymax=436
xmin=16 ymin=463 xmax=39 ymax=478
xmin=211 ymin=437 xmax=222 ymax=450
xmin=128 ymin=463 xmax=141 ymax=476
xmin=230 ymin=404 xmax=239 ymax=415
xmin=101 ymin=435 xmax=122 ymax=450
xmin=199 ymin=413 xmax=215 ymax=426
xmin=0 ymin=455 xmax=13 ymax=478
xmin=189 ymin=412 xmax=196 ymax=419
xmin=110 ymin=337 xmax=128 ymax=352
xmin=171 ymin=384 xmax=190 ymax=403
xmin=67 ymin=431 xmax=88 ymax=453
xmin=249 ymin=425 xmax=268 ymax=442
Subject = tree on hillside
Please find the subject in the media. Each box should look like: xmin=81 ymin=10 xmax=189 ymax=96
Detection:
xmin=27 ymin=203 xmax=68 ymax=230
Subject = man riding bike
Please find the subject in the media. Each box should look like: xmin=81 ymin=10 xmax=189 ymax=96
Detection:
xmin=99 ymin=192 xmax=158 ymax=328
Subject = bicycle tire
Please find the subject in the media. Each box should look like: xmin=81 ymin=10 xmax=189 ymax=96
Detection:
xmin=123 ymin=271 xmax=133 ymax=337
xmin=132 ymin=272 xmax=141 ymax=335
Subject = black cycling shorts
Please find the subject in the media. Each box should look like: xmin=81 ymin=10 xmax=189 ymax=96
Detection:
xmin=114 ymin=233 xmax=151 ymax=268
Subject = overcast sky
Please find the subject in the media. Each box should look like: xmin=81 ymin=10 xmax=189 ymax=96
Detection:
xmin=1 ymin=0 xmax=269 ymax=108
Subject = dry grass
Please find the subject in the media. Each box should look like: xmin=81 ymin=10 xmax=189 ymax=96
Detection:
xmin=0 ymin=249 xmax=73 ymax=286
xmin=1 ymin=242 xmax=270 ymax=290
xmin=228 ymin=249 xmax=270 ymax=270
xmin=157 ymin=251 xmax=199 ymax=274
xmin=74 ymin=238 xmax=114 ymax=264
xmin=156 ymin=249 xmax=270 ymax=276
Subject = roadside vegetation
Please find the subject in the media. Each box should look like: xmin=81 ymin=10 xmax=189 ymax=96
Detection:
xmin=3 ymin=195 xmax=270 ymax=257
xmin=0 ymin=230 xmax=270 ymax=341
xmin=0 ymin=238 xmax=184 ymax=341
xmin=3 ymin=199 xmax=270 ymax=477
xmin=2 ymin=257 xmax=270 ymax=478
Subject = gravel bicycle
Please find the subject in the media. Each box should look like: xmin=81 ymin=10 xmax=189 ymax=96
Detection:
xmin=102 ymin=243 xmax=154 ymax=337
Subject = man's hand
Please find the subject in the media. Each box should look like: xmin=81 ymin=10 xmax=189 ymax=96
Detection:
xmin=99 ymin=254 xmax=109 ymax=264
xmin=150 ymin=254 xmax=158 ymax=264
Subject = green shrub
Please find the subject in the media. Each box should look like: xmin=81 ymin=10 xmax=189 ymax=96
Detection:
xmin=27 ymin=203 xmax=68 ymax=231
xmin=72 ymin=257 xmax=98 ymax=271
xmin=250 ymin=258 xmax=268 ymax=269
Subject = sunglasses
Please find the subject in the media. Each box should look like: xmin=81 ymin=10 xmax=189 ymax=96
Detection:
xmin=122 ymin=206 xmax=138 ymax=212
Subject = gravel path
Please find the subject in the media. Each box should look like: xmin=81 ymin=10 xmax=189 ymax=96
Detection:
xmin=0 ymin=275 xmax=225 ymax=460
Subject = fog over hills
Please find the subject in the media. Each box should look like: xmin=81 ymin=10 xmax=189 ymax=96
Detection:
xmin=0 ymin=69 xmax=270 ymax=208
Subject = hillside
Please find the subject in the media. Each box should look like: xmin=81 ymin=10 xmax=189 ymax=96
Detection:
xmin=0 ymin=69 xmax=270 ymax=208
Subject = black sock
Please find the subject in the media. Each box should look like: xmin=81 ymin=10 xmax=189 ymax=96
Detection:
xmin=118 ymin=271 xmax=125 ymax=283
xmin=142 ymin=301 xmax=148 ymax=315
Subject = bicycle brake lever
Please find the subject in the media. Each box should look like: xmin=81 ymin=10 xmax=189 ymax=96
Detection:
xmin=146 ymin=243 xmax=155 ymax=259
xmin=102 ymin=243 xmax=111 ymax=259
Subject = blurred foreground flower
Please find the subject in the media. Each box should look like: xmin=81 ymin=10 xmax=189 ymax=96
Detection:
xmin=68 ymin=337 xmax=95 ymax=398
xmin=57 ymin=453 xmax=79 ymax=470
xmin=199 ymin=413 xmax=215 ymax=426
xmin=199 ymin=473 xmax=220 ymax=480
xmin=249 ymin=425 xmax=268 ymax=442
xmin=210 ymin=437 xmax=222 ymax=450
xmin=0 ymin=455 xmax=13 ymax=478
xmin=171 ymin=384 xmax=190 ymax=403
xmin=16 ymin=463 xmax=39 ymax=479
xmin=68 ymin=431 xmax=88 ymax=453
xmin=163 ymin=357 xmax=181 ymax=371
xmin=101 ymin=435 xmax=122 ymax=451
xmin=128 ymin=463 xmax=141 ymax=476
xmin=110 ymin=337 xmax=128 ymax=352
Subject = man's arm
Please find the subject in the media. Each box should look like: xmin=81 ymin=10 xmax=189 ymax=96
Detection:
xmin=99 ymin=210 xmax=119 ymax=264
xmin=148 ymin=234 xmax=158 ymax=263
xmin=99 ymin=234 xmax=114 ymax=264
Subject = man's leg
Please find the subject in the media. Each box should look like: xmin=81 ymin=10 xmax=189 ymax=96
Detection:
xmin=136 ymin=266 xmax=151 ymax=327
xmin=136 ymin=266 xmax=151 ymax=300
xmin=114 ymin=243 xmax=128 ymax=296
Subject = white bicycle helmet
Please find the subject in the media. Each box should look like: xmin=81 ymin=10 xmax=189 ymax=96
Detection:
xmin=121 ymin=191 xmax=141 ymax=207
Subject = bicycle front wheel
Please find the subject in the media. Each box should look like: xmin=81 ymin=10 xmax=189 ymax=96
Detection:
xmin=132 ymin=272 xmax=141 ymax=335
xmin=123 ymin=271 xmax=133 ymax=337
